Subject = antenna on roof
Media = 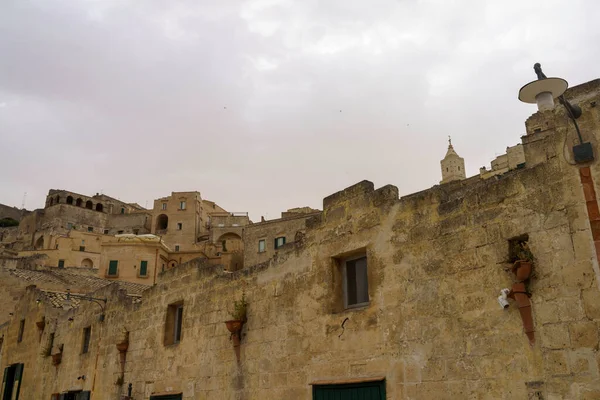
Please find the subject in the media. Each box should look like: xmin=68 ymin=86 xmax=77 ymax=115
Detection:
xmin=100 ymin=189 xmax=103 ymax=195
xmin=21 ymin=192 xmax=27 ymax=209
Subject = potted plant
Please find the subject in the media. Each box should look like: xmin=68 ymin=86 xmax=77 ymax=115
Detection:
xmin=225 ymin=292 xmax=247 ymax=334
xmin=511 ymin=242 xmax=534 ymax=281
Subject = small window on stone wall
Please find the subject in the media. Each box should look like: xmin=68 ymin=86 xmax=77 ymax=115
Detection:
xmin=81 ymin=326 xmax=91 ymax=354
xmin=164 ymin=302 xmax=184 ymax=346
xmin=258 ymin=239 xmax=266 ymax=253
xmin=103 ymin=229 xmax=109 ymax=235
xmin=343 ymin=255 xmax=369 ymax=309
xmin=274 ymin=236 xmax=286 ymax=249
xmin=17 ymin=319 xmax=25 ymax=343
xmin=177 ymin=223 xmax=182 ymax=230
xmin=87 ymin=226 xmax=93 ymax=232
xmin=508 ymin=234 xmax=533 ymax=263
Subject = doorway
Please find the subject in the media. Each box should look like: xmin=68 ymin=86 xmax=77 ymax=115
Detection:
xmin=312 ymin=380 xmax=386 ymax=399
xmin=1 ymin=363 xmax=23 ymax=400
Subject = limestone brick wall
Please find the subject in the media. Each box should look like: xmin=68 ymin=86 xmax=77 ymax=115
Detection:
xmin=100 ymin=240 xmax=168 ymax=284
xmin=106 ymin=212 xmax=152 ymax=235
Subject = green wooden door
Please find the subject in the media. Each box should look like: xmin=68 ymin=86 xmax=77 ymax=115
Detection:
xmin=149 ymin=395 xmax=182 ymax=400
xmin=313 ymin=380 xmax=385 ymax=400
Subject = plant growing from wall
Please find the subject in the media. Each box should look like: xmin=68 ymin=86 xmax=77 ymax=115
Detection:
xmin=229 ymin=292 xmax=248 ymax=322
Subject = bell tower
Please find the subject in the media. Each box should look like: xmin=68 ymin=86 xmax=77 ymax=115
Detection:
xmin=440 ymin=137 xmax=466 ymax=184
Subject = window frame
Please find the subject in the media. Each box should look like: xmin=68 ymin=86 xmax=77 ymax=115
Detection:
xmin=342 ymin=254 xmax=370 ymax=309
xmin=274 ymin=236 xmax=286 ymax=249
xmin=162 ymin=203 xmax=167 ymax=210
xmin=175 ymin=245 xmax=180 ymax=252
xmin=17 ymin=319 xmax=25 ymax=343
xmin=179 ymin=201 xmax=186 ymax=210
xmin=108 ymin=260 xmax=118 ymax=277
xmin=139 ymin=260 xmax=148 ymax=277
xmin=258 ymin=239 xmax=266 ymax=253
xmin=164 ymin=302 xmax=184 ymax=346
xmin=81 ymin=326 xmax=91 ymax=354
xmin=177 ymin=222 xmax=182 ymax=230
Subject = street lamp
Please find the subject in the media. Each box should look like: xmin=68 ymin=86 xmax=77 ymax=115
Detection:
xmin=63 ymin=289 xmax=108 ymax=322
xmin=518 ymin=63 xmax=593 ymax=163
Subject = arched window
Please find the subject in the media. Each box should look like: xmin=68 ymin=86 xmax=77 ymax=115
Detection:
xmin=34 ymin=236 xmax=44 ymax=250
xmin=95 ymin=203 xmax=104 ymax=212
xmin=85 ymin=200 xmax=93 ymax=210
xmin=55 ymin=195 xmax=60 ymax=204
xmin=76 ymin=198 xmax=83 ymax=207
xmin=66 ymin=196 xmax=73 ymax=205
xmin=156 ymin=214 xmax=168 ymax=231
xmin=81 ymin=258 xmax=94 ymax=268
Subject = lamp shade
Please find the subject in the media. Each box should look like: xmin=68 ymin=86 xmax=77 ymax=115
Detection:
xmin=518 ymin=77 xmax=568 ymax=103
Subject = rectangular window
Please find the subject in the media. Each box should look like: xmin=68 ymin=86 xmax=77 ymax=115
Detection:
xmin=120 ymin=207 xmax=125 ymax=214
xmin=44 ymin=332 xmax=55 ymax=357
xmin=82 ymin=326 xmax=91 ymax=354
xmin=140 ymin=261 xmax=148 ymax=277
xmin=343 ymin=255 xmax=369 ymax=308
xmin=87 ymin=226 xmax=93 ymax=232
xmin=58 ymin=260 xmax=65 ymax=269
xmin=117 ymin=230 xmax=124 ymax=234
xmin=108 ymin=260 xmax=118 ymax=276
xmin=79 ymin=246 xmax=85 ymax=252
xmin=175 ymin=245 xmax=180 ymax=252
xmin=133 ymin=229 xmax=139 ymax=235
xmin=162 ymin=203 xmax=167 ymax=210
xmin=258 ymin=239 xmax=266 ymax=253
xmin=179 ymin=201 xmax=186 ymax=210
xmin=103 ymin=229 xmax=109 ymax=235
xmin=177 ymin=223 xmax=182 ymax=230
xmin=164 ymin=302 xmax=184 ymax=346
xmin=67 ymin=222 xmax=73 ymax=229
xmin=274 ymin=236 xmax=286 ymax=249
xmin=55 ymin=244 xmax=59 ymax=249
xmin=17 ymin=319 xmax=25 ymax=343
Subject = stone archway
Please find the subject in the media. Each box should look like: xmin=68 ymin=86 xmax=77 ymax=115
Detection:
xmin=95 ymin=203 xmax=104 ymax=212
xmin=85 ymin=200 xmax=93 ymax=210
xmin=156 ymin=214 xmax=168 ymax=231
xmin=66 ymin=196 xmax=73 ymax=205
xmin=34 ymin=236 xmax=44 ymax=250
xmin=76 ymin=198 xmax=83 ymax=207
xmin=81 ymin=258 xmax=94 ymax=268
xmin=217 ymin=232 xmax=243 ymax=252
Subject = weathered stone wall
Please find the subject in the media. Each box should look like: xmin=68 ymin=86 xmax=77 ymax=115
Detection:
xmin=5 ymin=141 xmax=600 ymax=399
xmin=0 ymin=203 xmax=28 ymax=222
xmin=151 ymin=192 xmax=203 ymax=252
xmin=106 ymin=212 xmax=152 ymax=235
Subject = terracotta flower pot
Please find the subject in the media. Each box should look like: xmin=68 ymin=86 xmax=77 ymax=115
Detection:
xmin=51 ymin=353 xmax=62 ymax=366
xmin=116 ymin=341 xmax=129 ymax=353
xmin=36 ymin=320 xmax=46 ymax=331
xmin=225 ymin=320 xmax=244 ymax=333
xmin=512 ymin=260 xmax=532 ymax=281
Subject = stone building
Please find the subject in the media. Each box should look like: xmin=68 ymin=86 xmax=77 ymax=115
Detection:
xmin=2 ymin=76 xmax=600 ymax=399
xmin=243 ymin=208 xmax=320 ymax=267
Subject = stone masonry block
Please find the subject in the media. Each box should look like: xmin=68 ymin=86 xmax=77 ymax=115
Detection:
xmin=569 ymin=322 xmax=599 ymax=348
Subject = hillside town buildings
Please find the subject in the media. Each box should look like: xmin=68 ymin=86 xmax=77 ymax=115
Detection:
xmin=1 ymin=72 xmax=600 ymax=399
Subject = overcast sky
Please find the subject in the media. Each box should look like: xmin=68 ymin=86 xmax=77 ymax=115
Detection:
xmin=1 ymin=0 xmax=599 ymax=221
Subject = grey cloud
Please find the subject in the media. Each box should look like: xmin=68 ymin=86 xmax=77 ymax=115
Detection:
xmin=1 ymin=0 xmax=599 ymax=219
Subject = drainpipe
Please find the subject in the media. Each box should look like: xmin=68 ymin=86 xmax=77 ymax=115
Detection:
xmin=153 ymin=248 xmax=159 ymax=286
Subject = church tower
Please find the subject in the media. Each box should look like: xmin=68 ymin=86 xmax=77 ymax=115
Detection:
xmin=440 ymin=137 xmax=466 ymax=184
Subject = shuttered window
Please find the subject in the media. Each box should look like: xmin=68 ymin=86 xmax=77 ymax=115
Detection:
xmin=140 ymin=261 xmax=148 ymax=276
xmin=108 ymin=260 xmax=118 ymax=276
